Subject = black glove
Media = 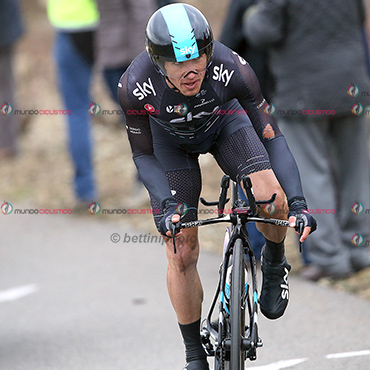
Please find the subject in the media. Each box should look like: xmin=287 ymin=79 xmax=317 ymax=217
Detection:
xmin=159 ymin=198 xmax=179 ymax=236
xmin=288 ymin=196 xmax=317 ymax=234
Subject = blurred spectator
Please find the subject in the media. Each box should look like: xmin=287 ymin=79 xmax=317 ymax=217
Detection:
xmin=95 ymin=0 xmax=167 ymax=207
xmin=156 ymin=0 xmax=174 ymax=6
xmin=220 ymin=0 xmax=273 ymax=101
xmin=95 ymin=0 xmax=173 ymax=102
xmin=95 ymin=0 xmax=155 ymax=103
xmin=0 ymin=0 xmax=24 ymax=160
xmin=47 ymin=0 xmax=99 ymax=207
xmin=244 ymin=0 xmax=370 ymax=280
xmin=363 ymin=27 xmax=370 ymax=76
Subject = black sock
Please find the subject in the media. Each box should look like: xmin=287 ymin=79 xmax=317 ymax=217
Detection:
xmin=179 ymin=319 xmax=206 ymax=363
xmin=263 ymin=238 xmax=285 ymax=263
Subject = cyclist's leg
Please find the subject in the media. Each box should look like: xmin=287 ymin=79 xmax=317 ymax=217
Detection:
xmin=164 ymin=227 xmax=202 ymax=324
xmin=213 ymin=120 xmax=290 ymax=320
xmin=150 ymin=165 xmax=203 ymax=325
xmin=248 ymin=169 xmax=288 ymax=241
xmin=149 ymin=132 xmax=208 ymax=367
xmin=212 ymin=122 xmax=288 ymax=237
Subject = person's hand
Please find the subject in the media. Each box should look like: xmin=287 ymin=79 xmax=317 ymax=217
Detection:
xmin=288 ymin=197 xmax=317 ymax=242
xmin=159 ymin=199 xmax=181 ymax=237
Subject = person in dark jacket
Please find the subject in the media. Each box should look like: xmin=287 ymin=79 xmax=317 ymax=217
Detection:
xmin=244 ymin=0 xmax=370 ymax=280
xmin=0 ymin=0 xmax=24 ymax=159
xmin=95 ymin=0 xmax=159 ymax=207
xmin=220 ymin=0 xmax=273 ymax=101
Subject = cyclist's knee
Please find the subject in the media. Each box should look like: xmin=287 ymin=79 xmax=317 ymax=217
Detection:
xmin=166 ymin=232 xmax=199 ymax=272
xmin=272 ymin=189 xmax=288 ymax=219
xmin=258 ymin=187 xmax=288 ymax=219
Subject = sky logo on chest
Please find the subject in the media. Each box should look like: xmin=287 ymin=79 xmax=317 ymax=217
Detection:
xmin=161 ymin=5 xmax=199 ymax=62
xmin=133 ymin=78 xmax=156 ymax=101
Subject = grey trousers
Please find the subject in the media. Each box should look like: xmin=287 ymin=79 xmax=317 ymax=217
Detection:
xmin=0 ymin=46 xmax=19 ymax=153
xmin=279 ymin=115 xmax=370 ymax=274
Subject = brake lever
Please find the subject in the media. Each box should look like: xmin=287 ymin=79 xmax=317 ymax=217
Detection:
xmin=297 ymin=220 xmax=304 ymax=253
xmin=170 ymin=221 xmax=181 ymax=254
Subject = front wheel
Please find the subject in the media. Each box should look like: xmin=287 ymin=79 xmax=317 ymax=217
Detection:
xmin=230 ymin=238 xmax=246 ymax=370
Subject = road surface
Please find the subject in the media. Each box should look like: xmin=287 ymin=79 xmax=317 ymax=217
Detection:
xmin=1 ymin=214 xmax=370 ymax=369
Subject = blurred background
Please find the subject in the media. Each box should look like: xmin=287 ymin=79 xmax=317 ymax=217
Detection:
xmin=0 ymin=0 xmax=230 ymax=208
xmin=1 ymin=0 xmax=370 ymax=297
xmin=0 ymin=0 xmax=229 ymax=235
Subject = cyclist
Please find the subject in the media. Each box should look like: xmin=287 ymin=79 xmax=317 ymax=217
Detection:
xmin=118 ymin=4 xmax=317 ymax=370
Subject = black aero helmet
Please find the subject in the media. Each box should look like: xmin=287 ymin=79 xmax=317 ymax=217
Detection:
xmin=146 ymin=3 xmax=214 ymax=75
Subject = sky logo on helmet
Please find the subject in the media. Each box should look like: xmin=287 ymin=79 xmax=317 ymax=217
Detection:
xmin=161 ymin=4 xmax=200 ymax=63
xmin=179 ymin=44 xmax=196 ymax=59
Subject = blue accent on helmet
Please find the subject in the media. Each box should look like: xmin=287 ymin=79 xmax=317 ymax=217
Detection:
xmin=160 ymin=4 xmax=199 ymax=62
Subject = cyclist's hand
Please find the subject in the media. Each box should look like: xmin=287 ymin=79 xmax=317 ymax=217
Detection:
xmin=166 ymin=214 xmax=181 ymax=237
xmin=288 ymin=196 xmax=317 ymax=242
xmin=159 ymin=199 xmax=181 ymax=237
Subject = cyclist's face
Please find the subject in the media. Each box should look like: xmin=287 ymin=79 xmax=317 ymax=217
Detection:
xmin=164 ymin=54 xmax=207 ymax=96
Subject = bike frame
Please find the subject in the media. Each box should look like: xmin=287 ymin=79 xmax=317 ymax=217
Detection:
xmin=176 ymin=175 xmax=290 ymax=369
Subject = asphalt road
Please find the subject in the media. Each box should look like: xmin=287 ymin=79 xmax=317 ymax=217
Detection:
xmin=1 ymin=214 xmax=370 ymax=370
